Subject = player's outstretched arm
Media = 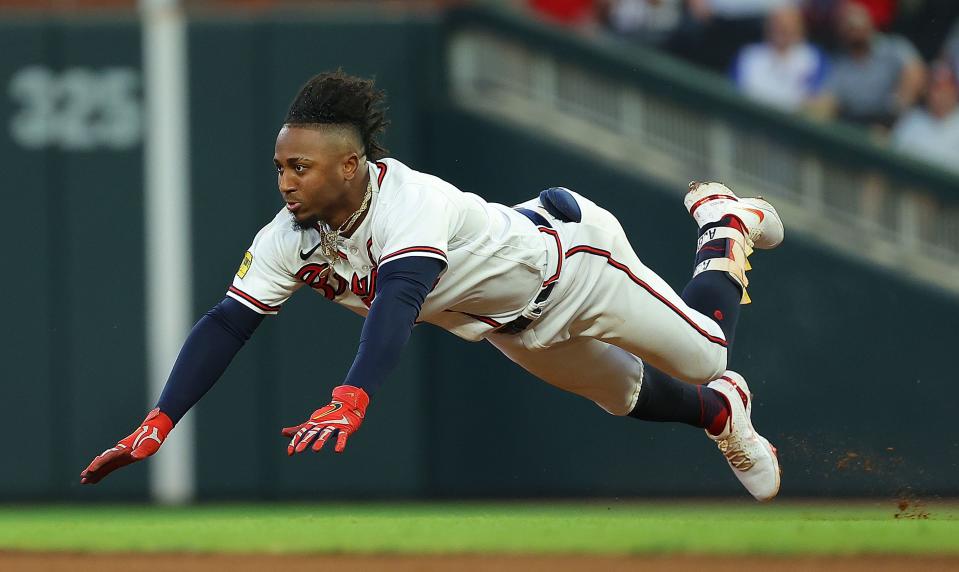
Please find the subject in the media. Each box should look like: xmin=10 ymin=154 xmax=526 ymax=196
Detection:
xmin=80 ymin=297 xmax=264 ymax=484
xmin=282 ymin=256 xmax=444 ymax=455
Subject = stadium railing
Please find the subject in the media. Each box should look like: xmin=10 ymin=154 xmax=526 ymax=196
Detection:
xmin=443 ymin=6 xmax=959 ymax=295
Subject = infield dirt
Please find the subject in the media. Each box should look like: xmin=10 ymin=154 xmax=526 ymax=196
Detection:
xmin=2 ymin=553 xmax=959 ymax=572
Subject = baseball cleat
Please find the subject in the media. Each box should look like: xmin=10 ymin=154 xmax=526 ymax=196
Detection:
xmin=684 ymin=182 xmax=784 ymax=250
xmin=706 ymin=371 xmax=781 ymax=502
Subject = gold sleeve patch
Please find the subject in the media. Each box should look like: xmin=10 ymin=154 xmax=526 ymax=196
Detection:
xmin=237 ymin=251 xmax=253 ymax=278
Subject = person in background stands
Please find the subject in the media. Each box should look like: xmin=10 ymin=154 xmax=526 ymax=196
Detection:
xmin=807 ymin=0 xmax=925 ymax=130
xmin=891 ymin=60 xmax=959 ymax=173
xmin=732 ymin=3 xmax=829 ymax=112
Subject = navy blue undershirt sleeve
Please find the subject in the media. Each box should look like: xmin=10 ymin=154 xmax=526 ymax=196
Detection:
xmin=341 ymin=256 xmax=445 ymax=395
xmin=156 ymin=257 xmax=441 ymax=423
xmin=156 ymin=297 xmax=265 ymax=424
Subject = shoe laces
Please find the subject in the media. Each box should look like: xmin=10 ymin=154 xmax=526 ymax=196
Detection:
xmin=717 ymin=434 xmax=754 ymax=471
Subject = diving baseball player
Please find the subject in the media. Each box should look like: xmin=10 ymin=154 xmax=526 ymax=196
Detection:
xmin=81 ymin=71 xmax=783 ymax=500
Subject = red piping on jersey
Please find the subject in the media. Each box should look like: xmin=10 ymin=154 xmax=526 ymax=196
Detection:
xmin=228 ymin=286 xmax=281 ymax=313
xmin=564 ymin=245 xmax=728 ymax=348
xmin=464 ymin=312 xmax=502 ymax=327
xmin=375 ymin=161 xmax=388 ymax=187
xmin=539 ymin=227 xmax=563 ymax=286
xmin=442 ymin=309 xmax=502 ymax=328
xmin=338 ymin=250 xmax=348 ymax=260
xmin=380 ymin=246 xmax=447 ymax=264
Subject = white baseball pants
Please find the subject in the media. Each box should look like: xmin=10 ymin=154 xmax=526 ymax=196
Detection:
xmin=488 ymin=192 xmax=728 ymax=416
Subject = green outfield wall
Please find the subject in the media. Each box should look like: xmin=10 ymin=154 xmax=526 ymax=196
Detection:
xmin=1 ymin=8 xmax=956 ymax=501
xmin=0 ymin=18 xmax=147 ymax=500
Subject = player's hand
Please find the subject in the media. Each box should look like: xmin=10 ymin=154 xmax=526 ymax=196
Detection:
xmin=79 ymin=408 xmax=174 ymax=485
xmin=282 ymin=385 xmax=370 ymax=455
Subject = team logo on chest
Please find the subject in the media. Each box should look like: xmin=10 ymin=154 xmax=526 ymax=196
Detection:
xmin=349 ymin=238 xmax=378 ymax=308
xmin=295 ymin=264 xmax=347 ymax=301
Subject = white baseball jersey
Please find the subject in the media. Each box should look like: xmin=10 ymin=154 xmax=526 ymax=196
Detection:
xmin=229 ymin=158 xmax=729 ymax=417
xmin=228 ymin=158 xmax=563 ymax=341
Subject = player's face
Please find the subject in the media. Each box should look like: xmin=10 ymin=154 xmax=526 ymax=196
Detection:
xmin=274 ymin=125 xmax=362 ymax=230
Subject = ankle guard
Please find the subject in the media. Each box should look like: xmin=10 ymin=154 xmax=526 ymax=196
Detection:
xmin=693 ymin=225 xmax=754 ymax=304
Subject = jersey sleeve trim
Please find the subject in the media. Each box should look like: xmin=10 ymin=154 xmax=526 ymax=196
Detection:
xmin=227 ymin=285 xmax=282 ymax=315
xmin=379 ymin=246 xmax=447 ymax=265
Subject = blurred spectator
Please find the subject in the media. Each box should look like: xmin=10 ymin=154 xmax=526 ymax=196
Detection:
xmin=671 ymin=0 xmax=793 ymax=72
xmin=891 ymin=60 xmax=959 ymax=172
xmin=732 ymin=4 xmax=828 ymax=111
xmin=597 ymin=0 xmax=683 ymax=47
xmin=807 ymin=1 xmax=925 ymax=129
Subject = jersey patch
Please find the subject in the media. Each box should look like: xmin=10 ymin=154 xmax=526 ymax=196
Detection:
xmin=236 ymin=251 xmax=253 ymax=278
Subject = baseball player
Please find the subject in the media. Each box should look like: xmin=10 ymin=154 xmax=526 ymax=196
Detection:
xmin=81 ymin=71 xmax=783 ymax=501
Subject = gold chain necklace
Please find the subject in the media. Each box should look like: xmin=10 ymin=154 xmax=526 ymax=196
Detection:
xmin=318 ymin=178 xmax=373 ymax=259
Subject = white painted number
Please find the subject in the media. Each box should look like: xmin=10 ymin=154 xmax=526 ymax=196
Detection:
xmin=8 ymin=66 xmax=141 ymax=151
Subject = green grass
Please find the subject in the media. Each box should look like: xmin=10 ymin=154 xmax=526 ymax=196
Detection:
xmin=1 ymin=502 xmax=957 ymax=556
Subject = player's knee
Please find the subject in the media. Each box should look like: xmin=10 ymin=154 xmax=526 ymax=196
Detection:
xmin=683 ymin=346 xmax=727 ymax=384
xmin=702 ymin=347 xmax=728 ymax=382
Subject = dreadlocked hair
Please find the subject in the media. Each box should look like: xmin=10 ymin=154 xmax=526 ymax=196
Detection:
xmin=285 ymin=70 xmax=389 ymax=159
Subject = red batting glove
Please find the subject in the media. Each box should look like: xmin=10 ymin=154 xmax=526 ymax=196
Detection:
xmin=79 ymin=408 xmax=174 ymax=484
xmin=282 ymin=385 xmax=370 ymax=455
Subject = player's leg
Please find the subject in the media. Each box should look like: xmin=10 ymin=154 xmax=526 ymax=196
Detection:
xmin=675 ymin=182 xmax=782 ymax=500
xmin=564 ymin=216 xmax=730 ymax=384
xmin=566 ymin=182 xmax=782 ymax=383
xmin=627 ymin=364 xmax=729 ymax=433
xmin=621 ymin=182 xmax=782 ymax=499
xmin=629 ymin=362 xmax=781 ymax=500
xmin=488 ymin=334 xmax=781 ymax=500
xmin=678 ymin=181 xmax=784 ymax=355
xmin=506 ymin=184 xmax=783 ymax=498
xmin=487 ymin=335 xmax=643 ymax=416
xmin=491 ymin=332 xmax=725 ymax=430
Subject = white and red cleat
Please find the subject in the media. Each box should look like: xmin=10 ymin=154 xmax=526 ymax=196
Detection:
xmin=706 ymin=371 xmax=781 ymax=502
xmin=684 ymin=182 xmax=784 ymax=250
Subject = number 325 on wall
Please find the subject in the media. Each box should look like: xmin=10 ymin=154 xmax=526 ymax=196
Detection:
xmin=8 ymin=66 xmax=142 ymax=151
